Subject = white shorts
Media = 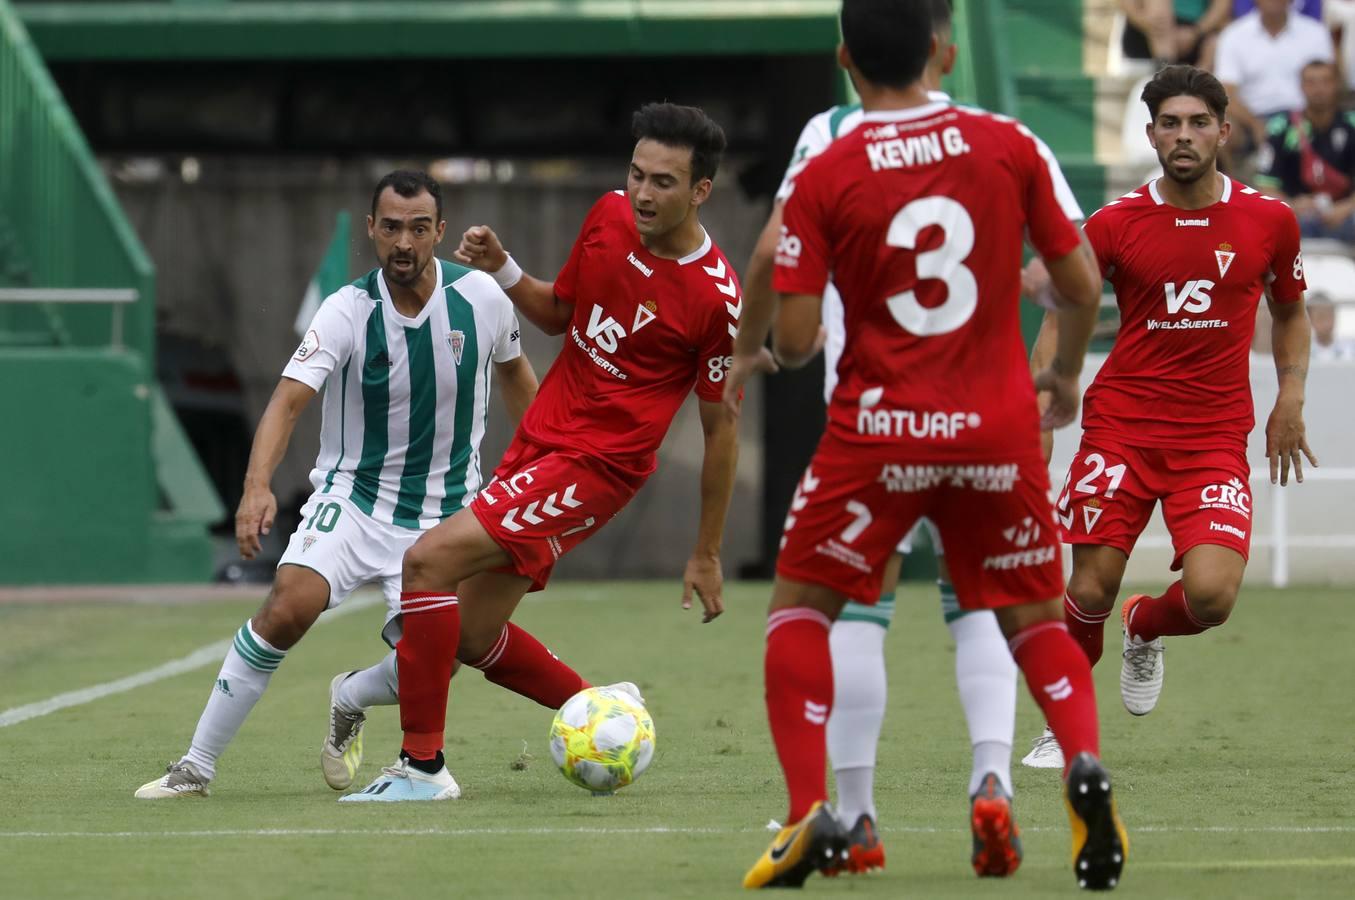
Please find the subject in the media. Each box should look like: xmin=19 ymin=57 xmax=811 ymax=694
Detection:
xmin=896 ymin=516 xmax=944 ymax=556
xmin=278 ymin=492 xmax=423 ymax=644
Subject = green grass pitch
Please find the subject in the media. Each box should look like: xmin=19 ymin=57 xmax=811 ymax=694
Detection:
xmin=1 ymin=582 xmax=1352 ymax=898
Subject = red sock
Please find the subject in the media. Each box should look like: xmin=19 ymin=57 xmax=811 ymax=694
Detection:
xmin=1127 ymin=581 xmax=1215 ymax=641
xmin=465 ymin=623 xmax=589 ymax=709
xmin=1009 ymin=621 xmax=1099 ymax=774
xmin=1064 ymin=591 xmax=1112 ymax=667
xmin=396 ymin=591 xmax=460 ymax=760
xmin=765 ymin=608 xmax=833 ymax=824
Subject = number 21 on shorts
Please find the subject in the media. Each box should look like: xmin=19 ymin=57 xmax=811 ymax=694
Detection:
xmin=1057 ymin=452 xmax=1126 ymax=531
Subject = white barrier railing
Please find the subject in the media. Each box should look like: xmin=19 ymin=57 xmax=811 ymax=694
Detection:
xmin=0 ymin=287 xmax=139 ymax=348
xmin=1133 ymin=467 xmax=1355 ymax=587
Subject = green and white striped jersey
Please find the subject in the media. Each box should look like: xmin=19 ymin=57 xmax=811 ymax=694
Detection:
xmin=283 ymin=259 xmax=521 ymax=530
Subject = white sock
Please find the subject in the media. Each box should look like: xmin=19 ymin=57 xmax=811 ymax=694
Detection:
xmin=180 ymin=620 xmax=285 ymax=781
xmin=948 ymin=608 xmax=1017 ymax=797
xmin=334 ymin=651 xmax=399 ymax=713
xmin=828 ymin=615 xmax=888 ymax=824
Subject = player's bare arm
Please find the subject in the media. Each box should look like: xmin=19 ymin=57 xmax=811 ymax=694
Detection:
xmin=1266 ymin=292 xmax=1319 ymax=486
xmin=494 ymin=355 xmax=539 ymax=427
xmin=683 ymin=398 xmax=739 ymax=623
xmin=771 ymin=292 xmax=828 ymax=369
xmin=454 ymin=225 xmax=574 ymax=335
xmin=1032 ymin=236 xmax=1100 ymax=429
xmin=236 ymin=376 xmax=316 ymax=559
xmin=722 ymin=203 xmax=785 ymax=415
xmin=1029 ymin=305 xmax=1059 ymax=462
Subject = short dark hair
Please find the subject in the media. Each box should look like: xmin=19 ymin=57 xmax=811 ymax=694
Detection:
xmin=631 ymin=103 xmax=727 ymax=184
xmin=1141 ymin=64 xmax=1229 ymax=122
xmin=931 ymin=0 xmax=953 ymax=35
xmin=1302 ymin=58 xmax=1340 ymax=78
xmin=841 ymin=0 xmax=933 ymax=89
xmin=371 ymin=169 xmax=442 ymax=222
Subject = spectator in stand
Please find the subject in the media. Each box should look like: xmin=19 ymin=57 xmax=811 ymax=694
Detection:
xmin=1256 ymin=61 xmax=1355 ymax=238
xmin=1234 ymin=1 xmax=1322 ymax=20
xmin=1215 ymin=0 xmax=1334 ymax=156
xmin=1120 ymin=0 xmax=1233 ymax=65
xmin=1324 ymin=0 xmax=1355 ymax=91
xmin=1307 ymin=293 xmax=1355 ymax=359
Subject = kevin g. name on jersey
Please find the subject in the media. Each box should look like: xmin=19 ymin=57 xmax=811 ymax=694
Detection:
xmin=861 ymin=120 xmax=974 ymax=172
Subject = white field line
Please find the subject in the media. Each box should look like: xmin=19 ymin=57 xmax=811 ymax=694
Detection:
xmin=0 ymin=593 xmax=381 ymax=729
xmin=1 ymin=824 xmax=1353 ymax=839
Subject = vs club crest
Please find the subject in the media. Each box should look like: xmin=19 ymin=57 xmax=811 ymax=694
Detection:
xmin=448 ymin=329 xmax=465 ymax=365
xmin=1215 ymin=242 xmax=1235 ymax=278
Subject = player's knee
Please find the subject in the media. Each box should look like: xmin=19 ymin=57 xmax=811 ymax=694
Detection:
xmin=1184 ymin=583 xmax=1237 ymax=625
xmin=402 ymin=534 xmax=442 ymax=588
xmin=455 ymin=631 xmax=496 ymax=666
xmin=253 ymin=588 xmax=322 ymax=650
xmin=1065 ymin=572 xmax=1117 ymax=615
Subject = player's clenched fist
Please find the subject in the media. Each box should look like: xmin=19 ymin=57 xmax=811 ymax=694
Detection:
xmin=455 ymin=225 xmax=508 ymax=273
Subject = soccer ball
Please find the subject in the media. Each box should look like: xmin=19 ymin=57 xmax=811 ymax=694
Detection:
xmin=549 ymin=684 xmax=655 ymax=792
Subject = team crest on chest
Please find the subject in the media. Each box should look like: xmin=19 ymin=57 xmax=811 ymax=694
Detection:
xmin=1214 ymin=243 xmax=1235 ymax=279
xmin=448 ymin=330 xmax=465 ymax=365
xmin=633 ymin=300 xmax=658 ymax=333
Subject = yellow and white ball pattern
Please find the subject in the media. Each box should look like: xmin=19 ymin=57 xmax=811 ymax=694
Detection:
xmin=549 ymin=686 xmax=656 ymax=792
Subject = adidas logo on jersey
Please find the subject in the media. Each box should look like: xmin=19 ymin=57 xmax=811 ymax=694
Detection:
xmin=368 ymin=350 xmax=392 ymax=369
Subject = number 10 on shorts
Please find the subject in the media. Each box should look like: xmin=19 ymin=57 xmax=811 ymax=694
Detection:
xmin=305 ymin=502 xmax=342 ymax=533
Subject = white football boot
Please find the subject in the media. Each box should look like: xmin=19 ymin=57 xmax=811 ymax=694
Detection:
xmin=339 ymin=757 xmax=461 ymax=802
xmin=602 ymin=681 xmax=645 ymax=704
xmin=135 ymin=760 xmax=210 ymax=799
xmin=1020 ymin=725 xmax=1065 ymax=770
xmin=1120 ymin=594 xmax=1165 ymax=715
xmin=321 ymin=672 xmax=366 ymax=790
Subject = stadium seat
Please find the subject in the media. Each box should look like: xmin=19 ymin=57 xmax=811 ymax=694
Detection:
xmin=1119 ymin=75 xmax=1160 ymax=169
xmin=1106 ymin=12 xmax=1157 ymax=79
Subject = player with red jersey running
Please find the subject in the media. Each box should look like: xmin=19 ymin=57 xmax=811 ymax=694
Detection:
xmin=344 ymin=103 xmax=743 ymax=801
xmin=738 ymin=0 xmax=1126 ymax=890
xmin=1021 ymin=66 xmax=1317 ymax=769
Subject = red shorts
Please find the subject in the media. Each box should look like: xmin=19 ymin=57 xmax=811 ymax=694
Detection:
xmin=1055 ymin=438 xmax=1252 ymax=569
xmin=776 ymin=448 xmax=1064 ymax=610
xmin=470 ymin=437 xmax=643 ymax=590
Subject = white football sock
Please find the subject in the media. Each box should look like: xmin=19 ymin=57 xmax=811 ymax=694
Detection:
xmin=180 ymin=620 xmax=285 ymax=781
xmin=828 ymin=615 xmax=888 ymax=824
xmin=948 ymin=607 xmax=1017 ymax=797
xmin=334 ymin=650 xmax=399 ymax=713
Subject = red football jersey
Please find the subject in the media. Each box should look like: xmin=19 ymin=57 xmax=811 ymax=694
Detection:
xmin=518 ymin=191 xmax=741 ymax=478
xmin=774 ymin=100 xmax=1083 ymax=462
xmin=1082 ymin=176 xmax=1305 ymax=451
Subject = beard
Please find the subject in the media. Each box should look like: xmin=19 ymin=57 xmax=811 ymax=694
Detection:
xmin=1160 ymin=149 xmax=1214 ymax=185
xmin=383 ymin=254 xmax=425 ymax=286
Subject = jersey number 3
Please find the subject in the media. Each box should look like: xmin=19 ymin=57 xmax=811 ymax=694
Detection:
xmin=886 ymin=196 xmax=977 ymax=337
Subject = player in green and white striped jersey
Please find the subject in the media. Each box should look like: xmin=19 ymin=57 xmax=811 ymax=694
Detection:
xmin=136 ymin=171 xmax=539 ymax=800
